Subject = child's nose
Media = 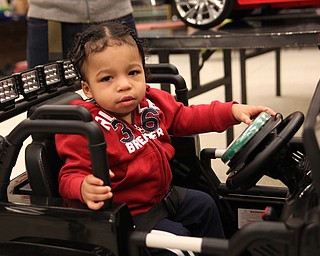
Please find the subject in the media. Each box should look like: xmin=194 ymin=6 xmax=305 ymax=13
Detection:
xmin=117 ymin=76 xmax=132 ymax=91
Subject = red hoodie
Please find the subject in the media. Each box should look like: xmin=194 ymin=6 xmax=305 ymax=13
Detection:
xmin=55 ymin=85 xmax=237 ymax=216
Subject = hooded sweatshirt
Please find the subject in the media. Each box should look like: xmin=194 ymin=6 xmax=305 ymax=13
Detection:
xmin=27 ymin=0 xmax=133 ymax=23
xmin=55 ymin=85 xmax=237 ymax=216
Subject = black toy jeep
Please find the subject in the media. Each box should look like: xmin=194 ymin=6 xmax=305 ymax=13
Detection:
xmin=0 ymin=61 xmax=319 ymax=255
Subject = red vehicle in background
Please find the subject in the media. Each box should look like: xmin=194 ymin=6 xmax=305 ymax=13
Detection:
xmin=150 ymin=0 xmax=320 ymax=29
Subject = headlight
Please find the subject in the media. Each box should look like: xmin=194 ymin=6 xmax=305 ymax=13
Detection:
xmin=0 ymin=76 xmax=19 ymax=110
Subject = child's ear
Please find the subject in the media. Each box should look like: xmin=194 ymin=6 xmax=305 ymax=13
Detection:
xmin=82 ymin=81 xmax=93 ymax=98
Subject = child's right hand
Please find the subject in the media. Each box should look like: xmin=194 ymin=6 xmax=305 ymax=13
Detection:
xmin=232 ymin=104 xmax=276 ymax=125
xmin=81 ymin=170 xmax=114 ymax=210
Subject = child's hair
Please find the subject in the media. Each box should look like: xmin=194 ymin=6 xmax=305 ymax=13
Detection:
xmin=68 ymin=21 xmax=147 ymax=81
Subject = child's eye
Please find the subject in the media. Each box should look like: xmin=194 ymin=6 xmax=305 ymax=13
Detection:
xmin=102 ymin=76 xmax=112 ymax=82
xmin=129 ymin=70 xmax=140 ymax=76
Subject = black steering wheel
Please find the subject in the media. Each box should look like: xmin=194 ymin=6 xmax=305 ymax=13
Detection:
xmin=221 ymin=111 xmax=304 ymax=190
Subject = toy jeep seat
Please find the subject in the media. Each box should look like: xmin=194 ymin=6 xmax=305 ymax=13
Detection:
xmin=25 ymin=92 xmax=83 ymax=197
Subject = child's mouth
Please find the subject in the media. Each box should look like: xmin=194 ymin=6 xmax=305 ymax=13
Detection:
xmin=119 ymin=96 xmax=135 ymax=106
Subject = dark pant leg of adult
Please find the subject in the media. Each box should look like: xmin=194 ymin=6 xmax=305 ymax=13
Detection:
xmin=117 ymin=13 xmax=137 ymax=34
xmin=27 ymin=18 xmax=49 ymax=68
xmin=27 ymin=14 xmax=136 ymax=68
xmin=61 ymin=23 xmax=88 ymax=60
xmin=61 ymin=13 xmax=137 ymax=58
xmin=26 ymin=18 xmax=81 ymax=68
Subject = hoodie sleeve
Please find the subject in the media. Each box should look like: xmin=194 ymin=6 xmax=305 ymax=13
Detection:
xmin=55 ymin=132 xmax=91 ymax=202
xmin=146 ymin=86 xmax=239 ymax=136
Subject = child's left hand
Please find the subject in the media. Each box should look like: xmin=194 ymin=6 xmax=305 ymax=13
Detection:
xmin=232 ymin=104 xmax=276 ymax=125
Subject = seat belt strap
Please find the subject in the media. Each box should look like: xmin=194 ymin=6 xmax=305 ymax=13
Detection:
xmin=48 ymin=20 xmax=63 ymax=61
xmin=135 ymin=186 xmax=187 ymax=232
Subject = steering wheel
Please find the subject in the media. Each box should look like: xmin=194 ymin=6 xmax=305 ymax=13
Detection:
xmin=221 ymin=111 xmax=304 ymax=190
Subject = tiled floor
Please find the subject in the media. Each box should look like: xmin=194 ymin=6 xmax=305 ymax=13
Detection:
xmin=3 ymin=47 xmax=320 ymax=187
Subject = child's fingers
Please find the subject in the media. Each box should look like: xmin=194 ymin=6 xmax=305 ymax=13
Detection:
xmin=109 ymin=169 xmax=115 ymax=177
xmin=85 ymin=174 xmax=104 ymax=186
xmin=87 ymin=200 xmax=105 ymax=210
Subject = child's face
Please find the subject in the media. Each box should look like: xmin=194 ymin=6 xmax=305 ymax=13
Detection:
xmin=82 ymin=43 xmax=146 ymax=122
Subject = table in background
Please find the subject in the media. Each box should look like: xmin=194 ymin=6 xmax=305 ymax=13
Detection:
xmin=138 ymin=9 xmax=320 ymax=144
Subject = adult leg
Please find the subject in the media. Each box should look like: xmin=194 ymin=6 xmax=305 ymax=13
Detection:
xmin=61 ymin=23 xmax=88 ymax=59
xmin=27 ymin=18 xmax=49 ymax=68
xmin=61 ymin=13 xmax=137 ymax=58
xmin=116 ymin=13 xmax=137 ymax=34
